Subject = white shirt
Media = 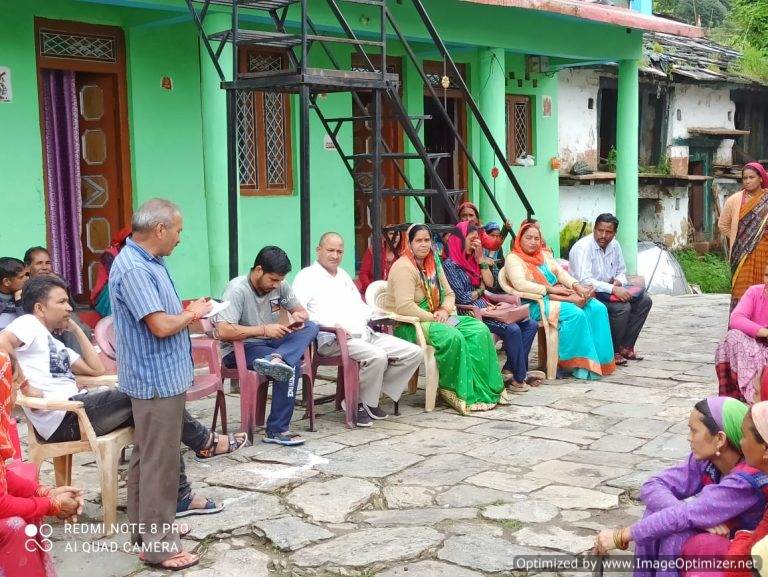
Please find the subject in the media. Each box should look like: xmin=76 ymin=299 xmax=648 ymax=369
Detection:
xmin=292 ymin=261 xmax=373 ymax=346
xmin=4 ymin=314 xmax=81 ymax=439
xmin=568 ymin=235 xmax=628 ymax=294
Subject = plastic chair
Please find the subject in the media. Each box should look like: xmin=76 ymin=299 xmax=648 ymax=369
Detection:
xmin=199 ymin=318 xmax=316 ymax=437
xmin=17 ymin=386 xmax=133 ymax=536
xmin=364 ymin=281 xmax=439 ymax=412
xmin=94 ymin=317 xmax=227 ymax=433
xmin=498 ymin=267 xmax=559 ymax=379
xmin=311 ymin=326 xmax=360 ymax=429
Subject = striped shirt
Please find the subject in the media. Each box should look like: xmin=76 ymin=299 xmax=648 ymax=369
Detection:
xmin=109 ymin=238 xmax=193 ymax=399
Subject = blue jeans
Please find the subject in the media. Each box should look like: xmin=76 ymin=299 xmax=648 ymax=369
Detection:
xmin=223 ymin=322 xmax=319 ymax=435
xmin=488 ymin=318 xmax=538 ymax=382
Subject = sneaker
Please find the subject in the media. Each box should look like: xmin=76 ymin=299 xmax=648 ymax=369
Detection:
xmin=356 ymin=404 xmax=373 ymax=427
xmin=363 ymin=404 xmax=388 ymax=420
xmin=262 ymin=431 xmax=306 ymax=446
xmin=253 ymin=356 xmax=295 ymax=382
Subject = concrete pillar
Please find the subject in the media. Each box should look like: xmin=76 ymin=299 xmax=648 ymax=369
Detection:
xmin=616 ymin=59 xmax=639 ymax=274
xmin=478 ymin=47 xmax=506 ymax=221
xmin=200 ymin=12 xmax=233 ymax=296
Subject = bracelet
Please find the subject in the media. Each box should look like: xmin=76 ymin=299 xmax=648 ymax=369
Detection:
xmin=479 ymin=263 xmax=490 ymax=270
xmin=35 ymin=485 xmax=52 ymax=497
xmin=48 ymin=495 xmax=63 ymax=517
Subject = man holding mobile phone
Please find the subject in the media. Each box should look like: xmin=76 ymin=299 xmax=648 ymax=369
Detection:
xmin=216 ymin=247 xmax=319 ymax=447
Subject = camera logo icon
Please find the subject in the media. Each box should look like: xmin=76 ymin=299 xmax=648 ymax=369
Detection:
xmin=24 ymin=523 xmax=53 ymax=552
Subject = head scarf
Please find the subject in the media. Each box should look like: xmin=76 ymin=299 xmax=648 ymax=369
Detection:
xmin=484 ymin=221 xmax=502 ymax=234
xmin=0 ymin=352 xmax=15 ymax=462
xmin=751 ymin=401 xmax=768 ymax=444
xmin=512 ymin=220 xmax=551 ymax=287
xmin=446 ymin=221 xmax=482 ymax=286
xmin=744 ymin=162 xmax=768 ymax=190
xmin=458 ymin=201 xmax=481 ymax=223
xmin=403 ymin=224 xmax=442 ymax=313
xmin=706 ymin=396 xmax=749 ymax=448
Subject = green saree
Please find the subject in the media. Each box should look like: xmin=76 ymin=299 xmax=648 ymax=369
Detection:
xmin=395 ymin=299 xmax=506 ymax=415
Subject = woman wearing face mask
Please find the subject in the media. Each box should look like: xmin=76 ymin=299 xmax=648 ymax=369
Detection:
xmin=718 ymin=163 xmax=768 ymax=310
xmin=385 ymin=224 xmax=508 ymax=415
xmin=594 ymin=397 xmax=768 ymax=577
xmin=0 ymin=351 xmax=85 ymax=576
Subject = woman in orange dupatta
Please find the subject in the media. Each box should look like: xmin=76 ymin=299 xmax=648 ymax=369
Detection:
xmin=0 ymin=352 xmax=84 ymax=577
xmin=503 ymin=221 xmax=615 ymax=379
xmin=718 ymin=163 xmax=768 ymax=310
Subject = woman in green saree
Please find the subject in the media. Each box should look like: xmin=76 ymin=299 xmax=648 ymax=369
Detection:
xmin=385 ymin=224 xmax=508 ymax=415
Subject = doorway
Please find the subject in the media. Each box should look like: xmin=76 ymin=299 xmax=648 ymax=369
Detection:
xmin=422 ymin=60 xmax=468 ymax=224
xmin=351 ymin=56 xmax=405 ymax=267
xmin=36 ymin=19 xmax=132 ymax=299
xmin=688 ymin=148 xmax=713 ymax=241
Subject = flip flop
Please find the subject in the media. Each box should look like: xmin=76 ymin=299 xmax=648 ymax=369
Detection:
xmin=141 ymin=551 xmax=199 ymax=572
xmin=620 ymin=348 xmax=644 ymax=361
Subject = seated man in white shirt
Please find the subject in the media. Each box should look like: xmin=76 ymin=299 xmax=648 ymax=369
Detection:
xmin=569 ymin=213 xmax=652 ymax=365
xmin=293 ymin=232 xmax=422 ymax=427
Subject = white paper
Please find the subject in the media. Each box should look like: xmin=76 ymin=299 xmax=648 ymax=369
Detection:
xmin=0 ymin=67 xmax=11 ymax=103
xmin=202 ymin=300 xmax=230 ymax=319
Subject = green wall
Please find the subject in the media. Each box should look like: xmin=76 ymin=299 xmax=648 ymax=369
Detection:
xmin=1 ymin=0 xmax=643 ymax=298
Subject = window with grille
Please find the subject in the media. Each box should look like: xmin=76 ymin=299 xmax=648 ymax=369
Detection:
xmin=236 ymin=48 xmax=293 ymax=196
xmin=505 ymin=95 xmax=533 ymax=164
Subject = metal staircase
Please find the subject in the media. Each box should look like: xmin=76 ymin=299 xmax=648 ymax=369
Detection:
xmin=186 ymin=0 xmax=535 ymax=278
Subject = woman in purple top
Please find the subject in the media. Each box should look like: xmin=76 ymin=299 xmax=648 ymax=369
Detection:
xmin=717 ymin=264 xmax=768 ymax=403
xmin=594 ymin=397 xmax=768 ymax=577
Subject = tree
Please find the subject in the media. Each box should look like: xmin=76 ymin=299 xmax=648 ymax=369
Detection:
xmin=653 ymin=0 xmax=730 ymax=28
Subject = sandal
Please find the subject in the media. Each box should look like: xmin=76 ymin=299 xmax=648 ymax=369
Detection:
xmin=507 ymin=381 xmax=531 ymax=394
xmin=194 ymin=432 xmax=249 ymax=462
xmin=176 ymin=493 xmax=225 ymax=518
xmin=620 ymin=347 xmax=644 ymax=361
xmin=141 ymin=551 xmax=199 ymax=571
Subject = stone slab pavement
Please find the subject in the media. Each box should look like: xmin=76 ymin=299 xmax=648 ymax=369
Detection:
xmin=24 ymin=293 xmax=726 ymax=576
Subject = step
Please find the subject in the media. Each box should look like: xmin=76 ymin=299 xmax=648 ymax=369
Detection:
xmin=383 ymin=223 xmax=456 ymax=234
xmin=345 ymin=152 xmax=451 ymax=161
xmin=194 ymin=0 xmax=299 ymax=10
xmin=323 ymin=114 xmax=432 ymax=123
xmin=208 ymin=29 xmax=301 ymax=48
xmin=378 ymin=188 xmax=466 ymax=198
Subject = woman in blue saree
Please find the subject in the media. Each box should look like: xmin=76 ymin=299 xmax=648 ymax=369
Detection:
xmin=502 ymin=221 xmax=615 ymax=379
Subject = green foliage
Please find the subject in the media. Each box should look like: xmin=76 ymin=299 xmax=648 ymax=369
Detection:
xmin=499 ymin=519 xmax=523 ymax=532
xmin=606 ymin=147 xmax=618 ymax=173
xmin=732 ymin=45 xmax=768 ymax=83
xmin=674 ymin=249 xmax=731 ymax=293
xmin=729 ymin=0 xmax=768 ymax=51
xmin=653 ymin=0 xmax=731 ymax=28
xmin=560 ymin=220 xmax=592 ymax=258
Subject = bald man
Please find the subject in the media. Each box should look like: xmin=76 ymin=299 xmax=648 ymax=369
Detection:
xmin=293 ymin=233 xmax=422 ymax=427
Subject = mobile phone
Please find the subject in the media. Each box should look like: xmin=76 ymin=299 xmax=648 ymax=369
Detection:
xmin=288 ymin=321 xmax=304 ymax=330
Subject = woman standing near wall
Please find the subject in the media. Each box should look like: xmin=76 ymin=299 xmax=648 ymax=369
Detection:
xmin=718 ymin=163 xmax=768 ymax=310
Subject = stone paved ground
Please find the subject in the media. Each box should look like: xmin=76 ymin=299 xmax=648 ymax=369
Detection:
xmin=26 ymin=293 xmax=726 ymax=577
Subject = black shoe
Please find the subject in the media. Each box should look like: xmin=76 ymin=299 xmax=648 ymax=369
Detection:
xmin=363 ymin=404 xmax=389 ymax=420
xmin=356 ymin=404 xmax=373 ymax=427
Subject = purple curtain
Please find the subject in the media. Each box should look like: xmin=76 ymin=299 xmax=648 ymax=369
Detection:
xmin=42 ymin=69 xmax=83 ymax=294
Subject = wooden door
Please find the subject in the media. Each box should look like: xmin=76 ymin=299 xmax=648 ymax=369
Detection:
xmin=76 ymin=72 xmax=125 ymax=295
xmin=351 ymin=56 xmax=404 ymax=266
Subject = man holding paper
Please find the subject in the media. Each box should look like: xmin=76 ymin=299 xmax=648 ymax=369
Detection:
xmin=569 ymin=213 xmax=653 ymax=364
xmin=293 ymin=233 xmax=422 ymax=427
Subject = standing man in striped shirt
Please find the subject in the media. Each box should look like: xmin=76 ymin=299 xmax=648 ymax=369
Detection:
xmin=110 ymin=198 xmax=210 ymax=571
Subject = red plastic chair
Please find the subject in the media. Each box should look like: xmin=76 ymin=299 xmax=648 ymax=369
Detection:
xmin=200 ymin=318 xmax=315 ymax=438
xmin=311 ymin=326 xmax=359 ymax=429
xmin=94 ymin=316 xmax=227 ymax=434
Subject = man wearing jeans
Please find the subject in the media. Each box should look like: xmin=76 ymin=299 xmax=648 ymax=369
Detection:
xmin=216 ymin=246 xmax=319 ymax=446
xmin=110 ymin=198 xmax=209 ymax=571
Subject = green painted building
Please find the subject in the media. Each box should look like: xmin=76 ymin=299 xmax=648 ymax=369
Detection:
xmin=0 ymin=0 xmax=700 ymax=300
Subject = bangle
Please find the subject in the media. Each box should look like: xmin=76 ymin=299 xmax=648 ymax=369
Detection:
xmin=48 ymin=495 xmax=63 ymax=517
xmin=480 ymin=263 xmax=490 ymax=270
